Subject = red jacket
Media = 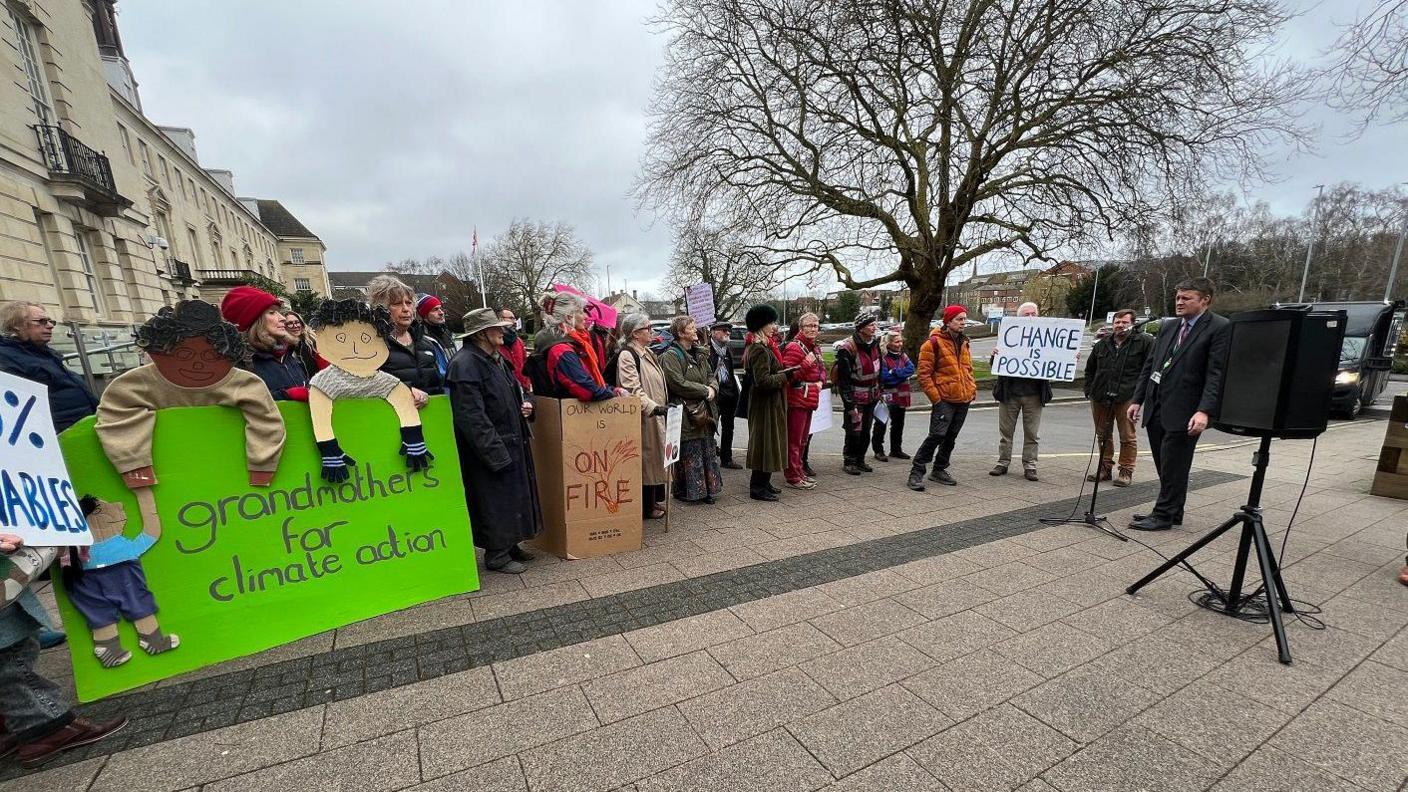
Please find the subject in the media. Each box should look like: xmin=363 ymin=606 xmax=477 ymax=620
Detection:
xmin=502 ymin=336 xmax=530 ymax=390
xmin=781 ymin=336 xmax=826 ymax=410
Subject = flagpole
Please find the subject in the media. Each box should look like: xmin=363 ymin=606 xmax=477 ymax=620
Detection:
xmin=473 ymin=226 xmax=487 ymax=308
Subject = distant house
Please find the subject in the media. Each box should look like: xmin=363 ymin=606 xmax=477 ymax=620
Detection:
xmin=948 ymin=269 xmax=1043 ymax=316
xmin=642 ymin=299 xmax=683 ymax=320
xmin=604 ymin=290 xmax=647 ymax=317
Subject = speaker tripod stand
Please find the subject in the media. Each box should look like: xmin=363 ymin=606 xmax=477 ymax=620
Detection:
xmin=1126 ymin=436 xmax=1296 ymax=664
xmin=1039 ymin=431 xmax=1129 ymax=542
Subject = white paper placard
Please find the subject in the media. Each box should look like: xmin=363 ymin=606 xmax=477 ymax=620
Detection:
xmin=0 ymin=371 xmax=93 ymax=545
xmin=873 ymin=400 xmax=889 ymax=425
xmin=663 ymin=404 xmax=683 ymax=467
xmin=810 ymin=389 xmax=833 ymax=434
xmin=991 ymin=317 xmax=1085 ymax=382
xmin=685 ymin=283 xmax=716 ymax=327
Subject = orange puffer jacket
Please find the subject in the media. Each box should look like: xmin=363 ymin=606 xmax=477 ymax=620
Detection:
xmin=917 ymin=328 xmax=977 ymax=404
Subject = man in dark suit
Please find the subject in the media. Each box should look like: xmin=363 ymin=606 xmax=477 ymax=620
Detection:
xmin=1126 ymin=278 xmax=1230 ymax=531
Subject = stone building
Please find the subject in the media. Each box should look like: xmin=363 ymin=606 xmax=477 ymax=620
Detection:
xmin=0 ymin=0 xmax=325 ymax=370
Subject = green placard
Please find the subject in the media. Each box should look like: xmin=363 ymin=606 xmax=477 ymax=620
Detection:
xmin=55 ymin=396 xmax=478 ymax=702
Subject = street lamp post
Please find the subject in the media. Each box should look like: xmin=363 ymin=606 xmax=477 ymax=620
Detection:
xmin=1297 ymin=184 xmax=1325 ymax=303
xmin=1387 ymin=217 xmax=1407 ymax=303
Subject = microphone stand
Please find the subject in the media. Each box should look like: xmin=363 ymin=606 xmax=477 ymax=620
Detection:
xmin=1039 ymin=428 xmax=1128 ymax=541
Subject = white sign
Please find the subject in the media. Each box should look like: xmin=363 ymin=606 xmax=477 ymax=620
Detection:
xmin=663 ymin=404 xmax=683 ymax=467
xmin=992 ymin=317 xmax=1085 ymax=382
xmin=1105 ymin=311 xmax=1116 ymax=325
xmin=810 ymin=389 xmax=833 ymax=434
xmin=985 ymin=306 xmax=1003 ymax=319
xmin=685 ymin=283 xmax=716 ymax=328
xmin=873 ymin=400 xmax=889 ymax=425
xmin=0 ymin=372 xmax=93 ymax=546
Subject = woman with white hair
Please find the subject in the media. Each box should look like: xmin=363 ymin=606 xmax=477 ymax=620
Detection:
xmin=613 ymin=313 xmax=671 ymax=518
xmin=527 ymin=291 xmax=624 ymax=401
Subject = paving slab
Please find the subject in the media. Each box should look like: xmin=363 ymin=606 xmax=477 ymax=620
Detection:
xmin=1131 ymin=680 xmax=1293 ymax=772
xmin=203 ymin=729 xmax=419 ymax=792
xmin=789 ymin=684 xmax=953 ymax=777
xmin=417 ymin=686 xmax=599 ymax=779
xmin=730 ymin=588 xmax=844 ymax=633
xmin=1208 ymin=745 xmax=1363 ymax=792
xmin=896 ymin=610 xmax=1020 ymax=664
xmin=817 ymin=753 xmax=947 ymax=792
xmin=401 ymin=756 xmax=527 ymax=792
xmin=518 ymin=706 xmax=708 ymax=792
xmin=990 ymin=621 xmax=1118 ymax=679
xmin=677 ymin=667 xmax=836 ymax=749
xmin=321 ymin=665 xmax=500 ymax=749
xmin=492 ymin=634 xmax=642 ymax=701
xmin=89 ymin=706 xmax=325 ymax=792
xmin=582 ymin=650 xmax=735 ymax=724
xmin=903 ymin=649 xmax=1044 ymax=721
xmin=799 ymin=634 xmax=936 ymax=700
xmin=1041 ymin=723 xmax=1223 ymax=792
xmin=624 ymin=608 xmax=754 ymax=664
xmin=1268 ymin=699 xmax=1408 ymax=790
xmin=808 ymin=597 xmax=928 ymax=646
xmin=1011 ymin=665 xmax=1161 ymax=743
xmin=707 ymin=621 xmax=843 ymax=681
xmin=0 ymin=757 xmax=105 ymax=792
xmin=633 ymin=728 xmax=833 ymax=792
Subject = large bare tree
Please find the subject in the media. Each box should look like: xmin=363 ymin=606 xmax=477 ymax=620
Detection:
xmin=665 ymin=213 xmax=778 ymax=320
xmin=480 ymin=219 xmax=596 ymax=318
xmin=637 ymin=0 xmax=1307 ymax=351
xmin=1317 ymin=0 xmax=1408 ymax=131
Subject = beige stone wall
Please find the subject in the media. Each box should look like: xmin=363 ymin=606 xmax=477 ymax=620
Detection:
xmin=278 ymin=237 xmax=330 ymax=295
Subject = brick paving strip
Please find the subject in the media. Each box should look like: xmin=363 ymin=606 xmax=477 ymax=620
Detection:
xmin=2 ymin=470 xmax=1241 ymax=780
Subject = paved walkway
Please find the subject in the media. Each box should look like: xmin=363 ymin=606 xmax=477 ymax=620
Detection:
xmin=11 ymin=414 xmax=1408 ymax=792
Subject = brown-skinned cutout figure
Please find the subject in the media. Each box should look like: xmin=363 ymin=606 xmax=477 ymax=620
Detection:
xmin=306 ymin=299 xmax=432 ymax=481
xmin=95 ymin=300 xmax=286 ymax=489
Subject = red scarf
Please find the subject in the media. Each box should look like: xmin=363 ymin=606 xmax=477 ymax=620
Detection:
xmin=569 ymin=329 xmax=606 ymax=386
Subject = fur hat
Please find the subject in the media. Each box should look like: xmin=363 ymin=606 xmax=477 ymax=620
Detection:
xmin=744 ymin=304 xmax=779 ymax=333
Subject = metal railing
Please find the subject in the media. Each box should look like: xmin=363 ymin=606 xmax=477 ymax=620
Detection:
xmin=34 ymin=124 xmax=118 ymax=195
xmin=58 ymin=322 xmax=142 ymax=395
xmin=166 ymin=259 xmax=193 ymax=282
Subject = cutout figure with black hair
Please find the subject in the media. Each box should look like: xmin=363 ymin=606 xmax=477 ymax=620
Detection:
xmin=307 ymin=299 xmax=433 ymax=482
xmin=96 ymin=300 xmax=285 ymax=489
xmin=63 ymin=492 xmax=176 ymax=668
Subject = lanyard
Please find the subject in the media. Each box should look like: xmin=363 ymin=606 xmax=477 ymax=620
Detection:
xmin=1161 ymin=320 xmax=1191 ymax=372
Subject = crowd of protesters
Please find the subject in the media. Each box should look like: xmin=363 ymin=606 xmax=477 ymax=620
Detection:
xmin=10 ymin=275 xmax=1402 ymax=768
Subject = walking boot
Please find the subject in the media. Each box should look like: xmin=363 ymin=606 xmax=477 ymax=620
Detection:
xmin=1112 ymin=468 xmax=1133 ymax=487
xmin=891 ymin=449 xmax=911 ymax=460
xmin=989 ymin=464 xmax=1008 ymax=476
xmin=906 ymin=469 xmax=926 ymax=491
xmin=1024 ymin=469 xmax=1039 ymax=482
xmin=843 ymin=459 xmax=862 ymax=475
xmin=929 ymin=468 xmax=957 ymax=486
xmin=1086 ymin=464 xmax=1112 ymax=483
xmin=872 ymin=446 xmax=888 ymax=462
xmin=858 ymin=460 xmax=874 ymax=473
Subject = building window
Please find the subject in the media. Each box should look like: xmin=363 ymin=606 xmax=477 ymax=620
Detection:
xmin=290 ymin=248 xmax=305 ymax=264
xmin=176 ymin=169 xmax=187 ymax=199
xmin=187 ymin=227 xmax=201 ymax=267
xmin=9 ymin=6 xmax=54 ymax=124
xmin=117 ymin=125 xmax=135 ymax=165
xmin=138 ymin=140 xmax=153 ymax=176
xmin=295 ymin=278 xmax=311 ymax=292
xmin=158 ymin=155 xmax=170 ymax=186
xmin=73 ymin=230 xmax=106 ymax=315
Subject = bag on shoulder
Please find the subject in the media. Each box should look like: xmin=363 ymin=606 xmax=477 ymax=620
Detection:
xmin=603 ymin=346 xmax=642 ymax=388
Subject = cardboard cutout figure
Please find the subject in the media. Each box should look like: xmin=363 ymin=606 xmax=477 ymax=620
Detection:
xmin=307 ymin=299 xmax=433 ymax=482
xmin=64 ymin=491 xmax=177 ymax=667
xmin=96 ymin=301 xmax=286 ymax=488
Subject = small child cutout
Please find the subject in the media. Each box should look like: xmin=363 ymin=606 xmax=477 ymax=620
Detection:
xmin=65 ymin=491 xmax=178 ymax=668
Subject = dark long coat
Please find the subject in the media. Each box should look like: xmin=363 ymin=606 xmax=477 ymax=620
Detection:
xmin=743 ymin=339 xmax=788 ymax=472
xmin=447 ymin=341 xmax=542 ymax=552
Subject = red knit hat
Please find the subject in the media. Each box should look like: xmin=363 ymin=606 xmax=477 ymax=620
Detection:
xmin=942 ymin=304 xmax=969 ymax=324
xmin=220 ymin=286 xmax=280 ymax=332
xmin=415 ymin=294 xmax=442 ymax=318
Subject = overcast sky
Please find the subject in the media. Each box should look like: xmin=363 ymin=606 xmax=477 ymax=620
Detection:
xmin=117 ymin=0 xmax=1401 ymax=296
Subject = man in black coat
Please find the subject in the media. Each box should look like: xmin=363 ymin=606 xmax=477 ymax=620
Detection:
xmin=1084 ymin=308 xmax=1155 ymax=487
xmin=447 ymin=308 xmax=542 ymax=574
xmin=0 ymin=301 xmax=98 ymax=433
xmin=1127 ymin=278 xmax=1231 ymax=531
xmin=707 ymin=321 xmax=743 ymax=469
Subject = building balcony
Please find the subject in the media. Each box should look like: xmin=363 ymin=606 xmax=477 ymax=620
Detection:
xmin=165 ymin=258 xmax=194 ymax=283
xmin=197 ymin=268 xmax=259 ymax=284
xmin=34 ymin=124 xmax=131 ymax=216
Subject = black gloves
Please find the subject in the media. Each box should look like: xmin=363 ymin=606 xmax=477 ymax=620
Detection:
xmin=317 ymin=439 xmax=355 ymax=483
xmin=399 ymin=424 xmax=434 ymax=471
xmin=652 ymin=405 xmax=670 ymax=417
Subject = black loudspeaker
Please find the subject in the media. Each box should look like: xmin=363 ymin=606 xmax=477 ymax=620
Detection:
xmin=1213 ymin=309 xmax=1346 ymax=439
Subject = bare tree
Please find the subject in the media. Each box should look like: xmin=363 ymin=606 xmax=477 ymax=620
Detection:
xmin=637 ymin=0 xmax=1307 ymax=352
xmin=1317 ymin=0 xmax=1408 ymax=131
xmin=480 ymin=219 xmax=596 ymax=318
xmin=665 ymin=214 xmax=778 ymax=319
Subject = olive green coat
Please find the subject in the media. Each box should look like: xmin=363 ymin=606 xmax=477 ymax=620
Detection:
xmin=658 ymin=342 xmax=718 ymax=442
xmin=743 ymin=339 xmax=788 ymax=472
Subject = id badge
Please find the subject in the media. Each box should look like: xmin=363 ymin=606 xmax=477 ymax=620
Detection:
xmin=1150 ymin=372 xmax=1162 ymax=385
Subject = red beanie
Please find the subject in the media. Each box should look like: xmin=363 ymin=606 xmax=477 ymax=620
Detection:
xmin=416 ymin=294 xmax=442 ymax=319
xmin=220 ymin=286 xmax=279 ymax=332
xmin=942 ymin=304 xmax=968 ymax=324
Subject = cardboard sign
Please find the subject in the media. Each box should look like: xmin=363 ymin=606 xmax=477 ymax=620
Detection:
xmin=55 ymin=398 xmax=477 ymax=701
xmin=685 ymin=283 xmax=716 ymax=327
xmin=992 ymin=317 xmax=1085 ymax=381
xmin=810 ymin=389 xmax=833 ymax=434
xmin=529 ymin=396 xmax=643 ymax=559
xmin=664 ymin=405 xmax=683 ymax=467
xmin=0 ymin=371 xmax=92 ymax=546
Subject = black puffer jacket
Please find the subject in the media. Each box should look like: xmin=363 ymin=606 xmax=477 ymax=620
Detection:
xmin=248 ymin=348 xmax=308 ymax=401
xmin=380 ymin=323 xmax=446 ymax=392
xmin=0 ymin=336 xmax=98 ymax=432
xmin=1084 ymin=331 xmax=1155 ymax=403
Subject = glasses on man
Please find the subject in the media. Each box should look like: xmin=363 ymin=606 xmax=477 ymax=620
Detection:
xmin=30 ymin=318 xmax=56 ymax=327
